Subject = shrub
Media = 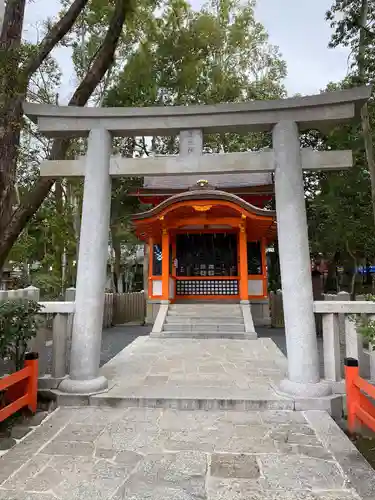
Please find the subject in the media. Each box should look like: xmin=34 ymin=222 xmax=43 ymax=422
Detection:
xmin=0 ymin=300 xmax=43 ymax=371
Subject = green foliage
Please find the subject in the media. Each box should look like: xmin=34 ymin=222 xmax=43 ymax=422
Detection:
xmin=0 ymin=300 xmax=43 ymax=371
xmin=315 ymin=2 xmax=375 ymax=291
xmin=101 ymin=0 xmax=287 ymax=288
xmin=352 ymin=294 xmax=375 ymax=348
xmin=326 ymin=0 xmax=375 ymax=83
xmin=106 ymin=0 xmax=286 ymax=109
xmin=105 ymin=0 xmax=286 ymax=158
xmin=8 ymin=192 xmax=78 ymax=298
xmin=306 ymin=78 xmax=375 ymax=286
xmin=7 ymin=0 xmax=287 ymax=294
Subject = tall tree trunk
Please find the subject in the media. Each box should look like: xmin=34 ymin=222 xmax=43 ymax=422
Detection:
xmin=0 ymin=0 xmax=133 ymax=270
xmin=358 ymin=0 xmax=375 ymax=226
xmin=0 ymin=0 xmax=27 ymax=240
xmin=55 ymin=179 xmax=64 ymax=291
xmin=0 ymin=0 xmax=5 ymax=30
xmin=0 ymin=0 xmax=90 ymax=269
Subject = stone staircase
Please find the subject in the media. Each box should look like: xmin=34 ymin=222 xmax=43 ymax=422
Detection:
xmin=152 ymin=302 xmax=257 ymax=339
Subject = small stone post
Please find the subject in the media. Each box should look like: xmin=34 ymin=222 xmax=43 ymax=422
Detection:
xmin=273 ymin=121 xmax=330 ymax=397
xmin=60 ymin=128 xmax=112 ymax=394
xmin=337 ymin=291 xmax=350 ymax=345
xmin=25 ymin=285 xmax=40 ymax=301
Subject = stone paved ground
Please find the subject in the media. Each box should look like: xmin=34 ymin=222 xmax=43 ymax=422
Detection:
xmin=94 ymin=337 xmax=290 ymax=407
xmin=0 ymin=406 xmax=372 ymax=500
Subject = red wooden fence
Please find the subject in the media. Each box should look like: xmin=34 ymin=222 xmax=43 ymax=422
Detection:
xmin=0 ymin=353 xmax=38 ymax=422
xmin=345 ymin=357 xmax=375 ymax=434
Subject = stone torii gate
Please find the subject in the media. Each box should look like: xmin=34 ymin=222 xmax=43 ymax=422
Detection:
xmin=24 ymin=86 xmax=371 ymax=397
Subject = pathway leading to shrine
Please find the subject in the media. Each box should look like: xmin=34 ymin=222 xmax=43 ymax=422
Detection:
xmin=56 ymin=336 xmax=340 ymax=413
xmin=92 ymin=337 xmax=290 ymax=409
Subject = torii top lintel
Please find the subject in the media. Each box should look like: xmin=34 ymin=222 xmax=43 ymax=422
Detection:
xmin=23 ymin=86 xmax=372 ymax=138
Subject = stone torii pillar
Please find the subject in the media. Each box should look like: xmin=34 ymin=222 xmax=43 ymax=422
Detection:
xmin=59 ymin=128 xmax=112 ymax=394
xmin=273 ymin=121 xmax=329 ymax=397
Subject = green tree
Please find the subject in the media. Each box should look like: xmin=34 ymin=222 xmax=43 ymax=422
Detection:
xmin=0 ymin=0 xmax=136 ymax=271
xmin=326 ymin=0 xmax=375 ymax=224
xmin=306 ymin=81 xmax=375 ymax=295
xmin=101 ymin=0 xmax=286 ymax=289
xmin=106 ymin=0 xmax=286 ymax=156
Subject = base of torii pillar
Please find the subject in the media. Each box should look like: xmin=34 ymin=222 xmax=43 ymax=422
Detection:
xmin=59 ymin=376 xmax=108 ymax=395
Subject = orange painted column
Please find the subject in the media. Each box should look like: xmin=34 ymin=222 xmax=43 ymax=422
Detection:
xmin=162 ymin=228 xmax=170 ymax=301
xmin=25 ymin=352 xmax=39 ymax=413
xmin=261 ymin=237 xmax=267 ymax=297
xmin=239 ymin=224 xmax=248 ymax=301
xmin=172 ymin=234 xmax=177 ymax=278
xmin=148 ymin=237 xmax=153 ymax=299
xmin=345 ymin=357 xmax=360 ymax=434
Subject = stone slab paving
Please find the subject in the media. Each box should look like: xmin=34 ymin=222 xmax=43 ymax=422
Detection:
xmin=0 ymin=406 xmax=373 ymax=499
xmin=87 ymin=337 xmax=292 ymax=409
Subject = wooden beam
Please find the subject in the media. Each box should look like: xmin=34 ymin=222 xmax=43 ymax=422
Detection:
xmin=39 ymin=149 xmax=353 ymax=178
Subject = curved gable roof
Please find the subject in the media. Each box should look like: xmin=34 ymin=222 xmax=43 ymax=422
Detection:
xmin=133 ymin=188 xmax=276 ymax=221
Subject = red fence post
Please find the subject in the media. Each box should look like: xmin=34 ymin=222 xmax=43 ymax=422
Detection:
xmin=345 ymin=357 xmax=360 ymax=434
xmin=24 ymin=352 xmax=39 ymax=413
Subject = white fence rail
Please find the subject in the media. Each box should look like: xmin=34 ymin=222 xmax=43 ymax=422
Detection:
xmin=0 ymin=285 xmax=40 ymax=301
xmin=35 ymin=301 xmax=75 ymax=388
xmin=314 ymin=299 xmax=375 ymax=391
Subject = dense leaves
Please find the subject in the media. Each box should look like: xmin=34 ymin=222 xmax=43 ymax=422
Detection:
xmin=299 ymin=2 xmax=375 ymax=294
xmin=0 ymin=299 xmax=43 ymax=371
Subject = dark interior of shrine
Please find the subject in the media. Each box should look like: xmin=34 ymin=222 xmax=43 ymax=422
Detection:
xmin=176 ymin=233 xmax=238 ymax=277
xmin=152 ymin=233 xmax=263 ymax=277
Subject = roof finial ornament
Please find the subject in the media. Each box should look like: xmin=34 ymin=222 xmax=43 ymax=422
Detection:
xmin=189 ymin=179 xmax=215 ymax=191
xmin=197 ymin=179 xmax=208 ymax=187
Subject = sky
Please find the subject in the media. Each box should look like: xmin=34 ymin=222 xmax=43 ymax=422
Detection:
xmin=22 ymin=0 xmax=351 ymax=103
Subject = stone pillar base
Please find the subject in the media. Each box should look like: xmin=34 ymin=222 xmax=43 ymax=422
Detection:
xmin=146 ymin=300 xmax=161 ymax=324
xmin=59 ymin=375 xmax=108 ymax=395
xmin=278 ymin=378 xmax=332 ymax=398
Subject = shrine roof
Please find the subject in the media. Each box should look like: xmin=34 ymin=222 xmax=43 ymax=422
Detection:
xmin=133 ymin=187 xmax=275 ymax=221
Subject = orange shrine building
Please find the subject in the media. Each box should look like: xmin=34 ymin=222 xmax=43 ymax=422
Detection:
xmin=132 ymin=173 xmax=276 ymax=325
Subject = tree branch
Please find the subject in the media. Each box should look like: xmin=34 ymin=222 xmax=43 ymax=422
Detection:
xmin=21 ymin=0 xmax=89 ymax=80
xmin=69 ymin=0 xmax=133 ymax=105
xmin=0 ymin=0 xmax=26 ymax=46
xmin=0 ymin=0 xmax=134 ymax=269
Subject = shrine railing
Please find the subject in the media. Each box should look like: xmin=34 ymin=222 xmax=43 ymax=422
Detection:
xmin=0 ymin=353 xmax=38 ymax=423
xmin=345 ymin=357 xmax=375 ymax=434
xmin=175 ymin=276 xmax=239 ymax=296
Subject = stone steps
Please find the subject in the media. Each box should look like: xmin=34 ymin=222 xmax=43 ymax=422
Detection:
xmin=159 ymin=303 xmax=251 ymax=340
xmin=151 ymin=331 xmax=256 ymax=340
xmin=163 ymin=323 xmax=246 ymax=332
xmin=168 ymin=309 xmax=243 ymax=317
xmin=87 ymin=394 xmax=294 ymax=411
xmin=169 ymin=304 xmax=241 ymax=311
xmin=165 ymin=316 xmax=244 ymax=324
